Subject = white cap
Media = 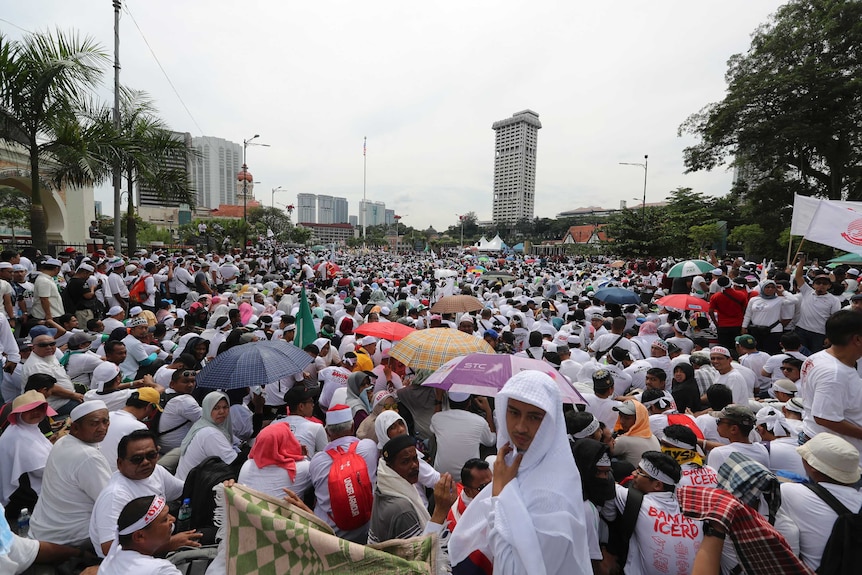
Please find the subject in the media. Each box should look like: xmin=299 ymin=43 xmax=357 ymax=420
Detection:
xmin=92 ymin=362 xmax=121 ymax=392
xmin=325 ymin=404 xmax=353 ymax=426
xmin=129 ymin=306 xmax=143 ymax=316
xmin=107 ymin=305 xmax=124 ymax=317
xmin=70 ymin=399 xmax=108 ymax=421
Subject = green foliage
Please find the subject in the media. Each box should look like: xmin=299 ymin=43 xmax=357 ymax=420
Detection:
xmin=727 ymin=224 xmax=767 ymax=259
xmin=679 ymin=0 xmax=862 ymax=201
xmin=688 ymin=223 xmax=722 ymax=251
xmin=290 ymin=225 xmax=313 ymax=245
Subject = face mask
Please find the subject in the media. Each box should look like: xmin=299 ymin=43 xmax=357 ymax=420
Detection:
xmin=586 ymin=473 xmax=616 ymax=506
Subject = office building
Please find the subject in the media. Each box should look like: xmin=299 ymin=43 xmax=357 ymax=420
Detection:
xmin=139 ymin=131 xmax=193 ymax=207
xmin=317 ymin=195 xmax=335 ymax=224
xmin=189 ymin=136 xmax=243 ymax=209
xmin=298 ymin=223 xmax=355 ymax=245
xmin=384 ymin=209 xmax=395 ymax=226
xmin=491 ymin=110 xmax=541 ymax=224
xmin=334 ymin=197 xmax=349 ymax=224
xmin=359 ymin=200 xmax=387 ymax=227
xmin=349 ymin=215 xmax=358 ymax=227
xmin=297 ymin=193 xmax=317 ymax=224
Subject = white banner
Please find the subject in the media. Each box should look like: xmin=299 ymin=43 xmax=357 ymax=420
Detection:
xmin=804 ymin=200 xmax=862 ymax=252
xmin=791 ymin=194 xmax=862 ymax=236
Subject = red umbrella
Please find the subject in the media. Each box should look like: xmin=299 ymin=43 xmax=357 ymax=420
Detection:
xmin=655 ymin=294 xmax=709 ymax=312
xmin=354 ymin=322 xmax=416 ymax=341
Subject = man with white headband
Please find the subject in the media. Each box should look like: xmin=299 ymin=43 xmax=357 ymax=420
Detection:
xmin=600 ymin=450 xmax=702 ymax=575
xmin=97 ymin=495 xmax=180 ymax=574
xmin=755 ymin=406 xmax=805 ymax=477
xmin=30 ymin=400 xmax=112 ymax=548
xmin=449 ymin=370 xmax=591 ymax=575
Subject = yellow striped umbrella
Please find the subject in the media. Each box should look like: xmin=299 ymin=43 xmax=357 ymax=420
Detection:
xmin=390 ymin=328 xmax=495 ymax=371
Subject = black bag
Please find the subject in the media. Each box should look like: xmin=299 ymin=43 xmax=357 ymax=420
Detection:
xmin=804 ymin=482 xmax=862 ymax=575
xmin=167 ymin=544 xmax=220 ymax=575
xmin=747 ymin=321 xmax=780 ymax=343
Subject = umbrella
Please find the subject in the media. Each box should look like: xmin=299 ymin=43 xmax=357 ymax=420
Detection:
xmin=655 ymin=294 xmax=709 ymax=312
xmin=354 ymin=322 xmax=416 ymax=341
xmin=430 ymin=295 xmax=485 ymax=314
xmin=666 ymin=259 xmax=714 ymax=278
xmin=477 ymin=256 xmax=490 ymax=263
xmin=466 ymin=266 xmax=487 ymax=274
xmin=609 ymin=260 xmax=626 ymax=268
xmin=422 ymin=353 xmax=587 ymax=405
xmin=390 ymin=329 xmax=494 ymax=370
xmin=196 ymin=340 xmax=313 ymax=390
xmin=592 ymin=286 xmax=640 ymax=305
xmin=828 ymin=253 xmax=862 ymax=265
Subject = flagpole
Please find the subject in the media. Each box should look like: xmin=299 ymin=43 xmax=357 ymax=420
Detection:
xmin=362 ymin=136 xmax=367 ymax=248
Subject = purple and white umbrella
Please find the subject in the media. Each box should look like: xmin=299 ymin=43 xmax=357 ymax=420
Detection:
xmin=421 ymin=353 xmax=587 ymax=405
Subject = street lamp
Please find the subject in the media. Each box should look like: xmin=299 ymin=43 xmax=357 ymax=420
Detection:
xmin=240 ymin=134 xmax=269 ymax=250
xmin=619 ymin=154 xmax=649 ymax=233
xmin=457 ymin=214 xmax=464 ymax=249
xmin=393 ymin=214 xmax=402 ymax=253
xmin=271 ymin=186 xmax=285 ymax=209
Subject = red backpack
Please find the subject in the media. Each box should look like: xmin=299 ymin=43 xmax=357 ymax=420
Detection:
xmin=326 ymin=442 xmax=373 ymax=531
xmin=128 ymin=275 xmax=147 ymax=304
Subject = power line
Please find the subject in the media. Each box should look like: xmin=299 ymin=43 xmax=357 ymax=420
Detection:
xmin=0 ymin=18 xmax=34 ymax=34
xmin=122 ymin=2 xmax=206 ymax=137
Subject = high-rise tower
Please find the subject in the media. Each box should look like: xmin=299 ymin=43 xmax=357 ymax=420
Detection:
xmin=491 ymin=110 xmax=541 ymax=224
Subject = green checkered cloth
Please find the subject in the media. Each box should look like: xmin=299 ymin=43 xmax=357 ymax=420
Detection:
xmin=224 ymin=483 xmax=438 ymax=574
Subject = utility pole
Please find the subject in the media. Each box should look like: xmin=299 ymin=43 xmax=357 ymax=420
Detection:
xmin=112 ymin=0 xmax=122 ymax=252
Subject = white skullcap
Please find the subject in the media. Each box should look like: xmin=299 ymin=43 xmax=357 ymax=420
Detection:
xmin=70 ymin=399 xmax=108 ymax=421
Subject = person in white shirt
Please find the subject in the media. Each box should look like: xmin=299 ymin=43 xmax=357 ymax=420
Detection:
xmin=754 ymin=405 xmax=806 ymax=478
xmin=600 ymin=450 xmax=702 ymax=575
xmin=157 ymin=369 xmax=202 ymax=455
xmin=734 ymin=334 xmax=771 ymax=398
xmin=97 ymin=495 xmax=183 ymax=575
xmin=775 ymin=433 xmax=862 ymax=572
xmin=449 ymin=370 xmax=592 ymax=575
xmin=237 ymin=422 xmax=312 ymax=501
xmin=89 ymin=430 xmax=193 ymax=558
xmin=102 ymin=305 xmax=126 ymax=335
xmin=430 ymin=391 xmax=496 ymax=478
xmin=798 ymin=310 xmax=862 ymax=460
xmin=580 ymin=370 xmax=623 ymax=431
xmin=100 ymin=387 xmax=163 ymax=473
xmin=63 ymin=332 xmax=103 ymax=388
xmin=708 ymin=346 xmax=750 ymax=405
xmin=175 ymin=391 xmax=238 ymax=482
xmin=23 ymin=330 xmax=82 ymax=415
xmin=278 ymin=387 xmax=328 ymax=457
xmin=706 ymin=404 xmax=769 ymax=471
xmin=29 ymin=401 xmax=112 ymax=546
xmin=318 ymin=354 xmax=354 ymax=411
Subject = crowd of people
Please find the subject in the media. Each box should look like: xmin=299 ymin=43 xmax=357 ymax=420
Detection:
xmin=0 ymin=242 xmax=860 ymax=575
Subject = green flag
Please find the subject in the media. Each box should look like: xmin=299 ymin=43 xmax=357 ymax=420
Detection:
xmin=295 ymin=286 xmax=316 ymax=349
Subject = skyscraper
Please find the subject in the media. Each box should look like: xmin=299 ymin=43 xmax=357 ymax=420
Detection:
xmin=297 ymin=193 xmax=317 ymax=223
xmin=491 ymin=110 xmax=541 ymax=224
xmin=334 ymin=197 xmax=349 ymax=224
xmin=189 ymin=136 xmax=243 ymax=208
xmin=317 ymin=195 xmax=335 ymax=224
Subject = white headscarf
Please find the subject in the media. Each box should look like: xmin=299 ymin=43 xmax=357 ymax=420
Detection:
xmin=375 ymin=410 xmax=406 ymax=450
xmin=449 ymin=370 xmax=591 ymax=575
xmin=0 ymin=418 xmax=52 ymax=505
xmin=180 ymin=391 xmax=232 ymax=455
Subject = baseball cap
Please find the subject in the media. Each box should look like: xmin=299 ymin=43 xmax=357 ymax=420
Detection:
xmin=91 ymin=362 xmax=121 ymax=392
xmin=713 ymin=404 xmax=756 ymax=427
xmin=67 ymin=332 xmax=97 ymax=348
xmin=613 ymin=400 xmax=638 ymax=416
xmin=483 ymin=329 xmax=499 ymax=340
xmin=735 ymin=334 xmax=757 ymax=349
xmin=710 ymin=346 xmax=732 ymax=357
xmin=132 ymin=387 xmax=163 ymax=411
xmin=28 ymin=325 xmax=57 ymax=338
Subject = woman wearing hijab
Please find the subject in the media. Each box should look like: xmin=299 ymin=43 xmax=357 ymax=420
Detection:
xmin=175 ymin=391 xmax=239 ymax=481
xmin=345 ymin=371 xmax=375 ymax=428
xmin=237 ymin=422 xmax=310 ymax=499
xmin=178 ymin=336 xmax=209 ymax=370
xmin=612 ymin=399 xmax=661 ymax=467
xmin=0 ymin=391 xmax=56 ymax=526
xmin=449 ymin=370 xmax=591 ymax=575
xmin=630 ymin=321 xmax=660 ymax=360
xmin=356 ymin=391 xmax=398 ymax=443
xmin=671 ymin=362 xmax=702 ymax=413
xmin=742 ymin=279 xmax=789 ymax=354
xmin=572 ymin=438 xmax=617 ymax=571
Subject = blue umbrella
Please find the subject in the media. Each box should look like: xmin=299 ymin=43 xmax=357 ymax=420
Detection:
xmin=196 ymin=340 xmax=313 ymax=390
xmin=592 ymin=286 xmax=640 ymax=305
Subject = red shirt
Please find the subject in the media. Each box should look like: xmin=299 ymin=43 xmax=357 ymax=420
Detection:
xmin=709 ymin=288 xmax=749 ymax=327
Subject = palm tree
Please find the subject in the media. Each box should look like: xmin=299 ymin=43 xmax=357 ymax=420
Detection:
xmin=116 ymin=89 xmax=196 ymax=253
xmin=0 ymin=29 xmax=109 ymax=251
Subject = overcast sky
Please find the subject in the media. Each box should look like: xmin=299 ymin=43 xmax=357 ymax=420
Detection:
xmin=5 ymin=1 xmax=786 ymax=232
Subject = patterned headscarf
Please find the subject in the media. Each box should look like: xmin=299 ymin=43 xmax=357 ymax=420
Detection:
xmin=718 ymin=452 xmax=782 ymax=524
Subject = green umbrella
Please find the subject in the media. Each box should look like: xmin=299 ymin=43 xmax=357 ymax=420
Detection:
xmin=666 ymin=259 xmax=714 ymax=278
xmin=827 ymin=253 xmax=862 ymax=265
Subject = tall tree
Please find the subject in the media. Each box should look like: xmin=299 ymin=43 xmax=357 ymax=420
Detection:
xmin=679 ymin=0 xmax=862 ymax=201
xmin=0 ymin=30 xmax=109 ymax=250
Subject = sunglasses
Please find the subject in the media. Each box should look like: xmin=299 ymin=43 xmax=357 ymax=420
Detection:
xmin=467 ymin=481 xmax=489 ymax=492
xmin=126 ymin=451 xmax=159 ymax=465
xmin=36 ymin=341 xmax=57 ymax=347
xmin=182 ymin=370 xmax=198 ymax=377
